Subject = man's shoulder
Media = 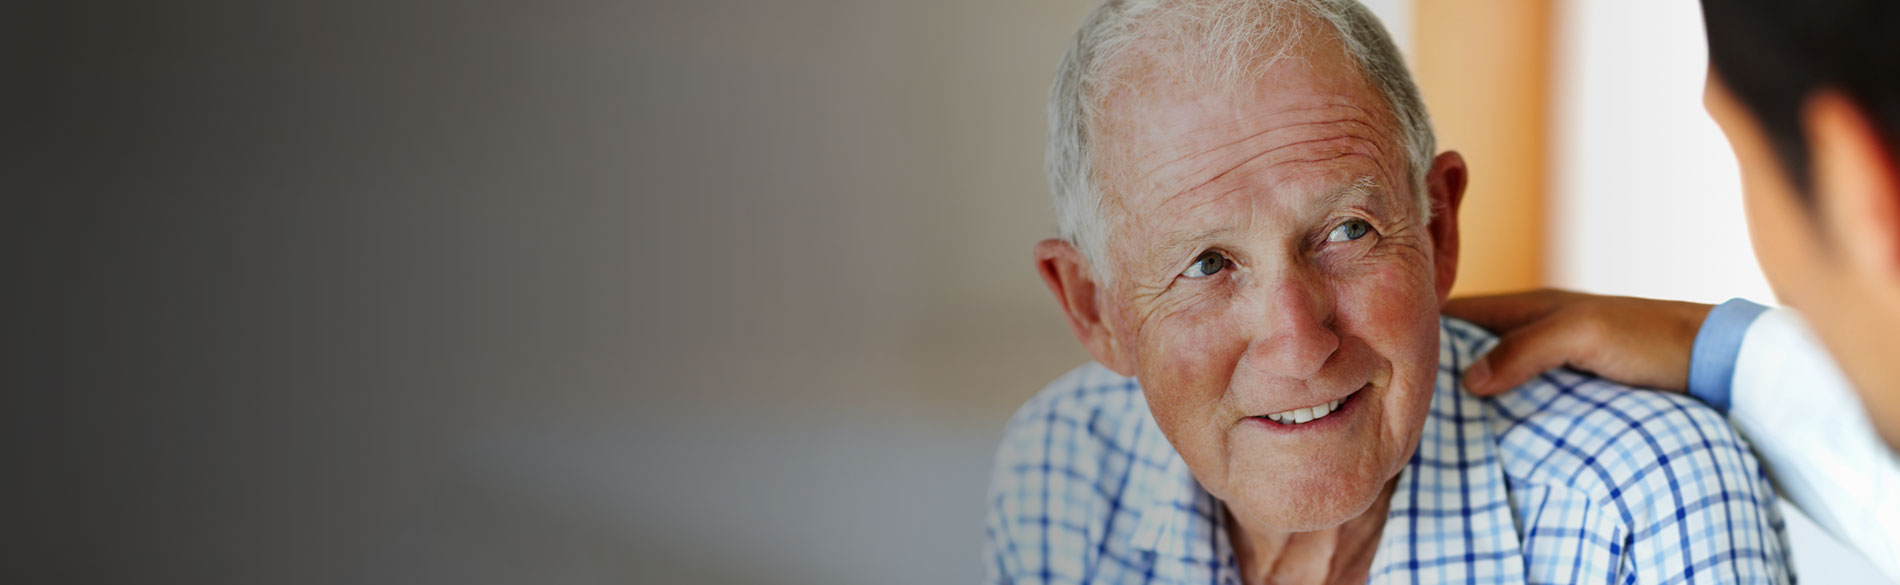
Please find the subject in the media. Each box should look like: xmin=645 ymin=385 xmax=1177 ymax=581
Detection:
xmin=1483 ymin=365 xmax=1769 ymax=509
xmin=1447 ymin=318 xmax=1791 ymax=583
xmin=991 ymin=362 xmax=1152 ymax=481
xmin=1441 ymin=317 xmax=1769 ymax=506
xmin=1006 ymin=361 xmax=1143 ymax=424
xmin=983 ymin=363 xmax=1171 ymax=581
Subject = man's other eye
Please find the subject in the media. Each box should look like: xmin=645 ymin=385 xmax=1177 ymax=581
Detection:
xmin=1326 ymin=219 xmax=1372 ymax=242
xmin=1181 ymin=250 xmax=1229 ymax=278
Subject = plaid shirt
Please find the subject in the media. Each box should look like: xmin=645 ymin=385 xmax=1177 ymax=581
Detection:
xmin=982 ymin=317 xmax=1792 ymax=585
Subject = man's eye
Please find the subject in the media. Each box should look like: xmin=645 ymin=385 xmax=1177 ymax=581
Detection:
xmin=1327 ymin=219 xmax=1373 ymax=242
xmin=1181 ymin=251 xmax=1228 ymax=278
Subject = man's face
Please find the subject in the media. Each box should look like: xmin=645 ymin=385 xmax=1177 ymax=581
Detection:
xmin=1091 ymin=43 xmax=1457 ymax=531
xmin=1704 ymin=72 xmax=1900 ymax=447
xmin=1702 ymin=73 xmax=1828 ymax=342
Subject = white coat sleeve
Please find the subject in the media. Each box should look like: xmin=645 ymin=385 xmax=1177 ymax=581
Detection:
xmin=1727 ymin=307 xmax=1900 ymax=580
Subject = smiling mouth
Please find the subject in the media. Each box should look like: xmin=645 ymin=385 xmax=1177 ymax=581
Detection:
xmin=1261 ymin=398 xmax=1343 ymax=424
xmin=1255 ymin=386 xmax=1364 ymax=425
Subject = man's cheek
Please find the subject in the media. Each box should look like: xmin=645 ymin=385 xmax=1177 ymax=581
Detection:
xmin=1335 ymin=265 xmax=1439 ymax=353
xmin=1353 ymin=260 xmax=1434 ymax=309
xmin=1137 ymin=308 xmax=1245 ymax=406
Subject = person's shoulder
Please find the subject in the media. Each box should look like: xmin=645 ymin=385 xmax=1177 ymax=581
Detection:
xmin=1005 ymin=361 xmax=1143 ymax=427
xmin=989 ymin=362 xmax=1150 ymax=489
xmin=1471 ymin=352 xmax=1792 ymax=583
xmin=1439 ymin=316 xmax=1772 ymax=509
xmin=1485 ymin=365 xmax=1771 ymax=512
xmin=982 ymin=362 xmax=1160 ymax=582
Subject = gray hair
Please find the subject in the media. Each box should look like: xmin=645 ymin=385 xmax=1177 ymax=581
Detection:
xmin=1046 ymin=0 xmax=1435 ymax=279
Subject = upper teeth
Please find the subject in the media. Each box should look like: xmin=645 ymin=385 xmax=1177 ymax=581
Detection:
xmin=1265 ymin=399 xmax=1343 ymax=425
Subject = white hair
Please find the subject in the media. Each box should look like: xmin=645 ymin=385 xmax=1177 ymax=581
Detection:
xmin=1046 ymin=0 xmax=1435 ymax=280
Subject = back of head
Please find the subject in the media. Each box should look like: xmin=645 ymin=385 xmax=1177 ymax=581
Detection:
xmin=1702 ymin=0 xmax=1900 ymax=197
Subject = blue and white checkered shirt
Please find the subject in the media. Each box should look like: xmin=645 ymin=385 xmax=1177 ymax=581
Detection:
xmin=982 ymin=317 xmax=1792 ymax=585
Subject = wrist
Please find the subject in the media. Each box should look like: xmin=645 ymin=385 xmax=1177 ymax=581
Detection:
xmin=1687 ymin=298 xmax=1771 ymax=412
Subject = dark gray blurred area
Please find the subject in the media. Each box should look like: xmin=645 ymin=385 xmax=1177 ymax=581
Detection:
xmin=6 ymin=0 xmax=1095 ymax=583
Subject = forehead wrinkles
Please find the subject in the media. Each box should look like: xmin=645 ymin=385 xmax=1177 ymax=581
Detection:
xmin=1089 ymin=28 xmax=1409 ymax=272
xmin=1107 ymin=109 xmax=1398 ymax=230
xmin=1094 ymin=69 xmax=1404 ymax=210
xmin=1155 ymin=170 xmax=1384 ymax=249
xmin=1143 ymin=107 xmax=1396 ymax=199
xmin=1097 ymin=116 xmax=1398 ymax=280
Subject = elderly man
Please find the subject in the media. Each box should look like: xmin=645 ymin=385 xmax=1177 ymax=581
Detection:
xmin=982 ymin=1 xmax=1792 ymax=584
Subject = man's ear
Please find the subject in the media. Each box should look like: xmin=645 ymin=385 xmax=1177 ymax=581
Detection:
xmin=1806 ymin=91 xmax=1900 ymax=292
xmin=1424 ymin=151 xmax=1469 ymax=304
xmin=1033 ymin=239 xmax=1132 ymax=375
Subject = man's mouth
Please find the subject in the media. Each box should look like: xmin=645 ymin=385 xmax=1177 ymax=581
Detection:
xmin=1261 ymin=398 xmax=1345 ymax=425
xmin=1253 ymin=384 xmax=1367 ymax=426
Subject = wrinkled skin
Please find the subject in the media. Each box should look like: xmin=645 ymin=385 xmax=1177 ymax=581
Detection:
xmin=1035 ymin=33 xmax=1468 ymax=580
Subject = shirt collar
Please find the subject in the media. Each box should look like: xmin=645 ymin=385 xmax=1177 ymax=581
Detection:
xmin=1367 ymin=318 xmax=1526 ymax=581
xmin=1126 ymin=406 xmax=1202 ymax=556
xmin=1126 ymin=406 xmax=1236 ymax=583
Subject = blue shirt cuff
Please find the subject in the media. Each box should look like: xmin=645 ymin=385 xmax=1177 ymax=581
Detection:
xmin=1688 ymin=298 xmax=1770 ymax=413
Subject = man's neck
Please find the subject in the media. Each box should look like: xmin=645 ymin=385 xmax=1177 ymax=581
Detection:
xmin=1227 ymin=476 xmax=1399 ymax=585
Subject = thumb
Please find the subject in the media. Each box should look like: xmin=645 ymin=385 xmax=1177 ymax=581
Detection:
xmin=1462 ymin=316 xmax=1584 ymax=395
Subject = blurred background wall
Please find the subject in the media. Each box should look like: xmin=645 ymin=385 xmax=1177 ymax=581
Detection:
xmin=6 ymin=0 xmax=1884 ymax=583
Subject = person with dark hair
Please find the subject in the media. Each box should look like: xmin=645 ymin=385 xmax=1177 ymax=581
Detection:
xmin=1445 ymin=0 xmax=1900 ymax=580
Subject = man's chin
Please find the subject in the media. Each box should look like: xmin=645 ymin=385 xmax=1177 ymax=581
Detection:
xmin=1224 ymin=473 xmax=1389 ymax=533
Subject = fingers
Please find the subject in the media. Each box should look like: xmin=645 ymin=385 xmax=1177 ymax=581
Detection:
xmin=1462 ymin=314 xmax=1589 ymax=395
xmin=1442 ymin=289 xmax=1573 ymax=334
xmin=1460 ymin=296 xmax=1712 ymax=395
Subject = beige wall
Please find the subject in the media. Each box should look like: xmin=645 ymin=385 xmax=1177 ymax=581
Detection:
xmin=1413 ymin=0 xmax=1553 ymax=295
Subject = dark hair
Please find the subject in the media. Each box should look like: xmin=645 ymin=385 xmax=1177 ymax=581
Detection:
xmin=1701 ymin=0 xmax=1900 ymax=200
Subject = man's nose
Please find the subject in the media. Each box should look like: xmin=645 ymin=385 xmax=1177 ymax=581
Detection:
xmin=1243 ymin=272 xmax=1340 ymax=379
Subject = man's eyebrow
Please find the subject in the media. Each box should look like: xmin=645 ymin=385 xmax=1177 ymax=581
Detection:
xmin=1322 ymin=175 xmax=1385 ymax=209
xmin=1142 ymin=176 xmax=1389 ymax=267
xmin=1149 ymin=227 xmax=1238 ymax=265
